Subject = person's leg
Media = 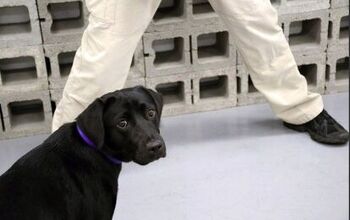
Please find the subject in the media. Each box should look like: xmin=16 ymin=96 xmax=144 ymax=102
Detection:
xmin=52 ymin=0 xmax=161 ymax=131
xmin=208 ymin=0 xmax=322 ymax=124
xmin=208 ymin=0 xmax=348 ymax=144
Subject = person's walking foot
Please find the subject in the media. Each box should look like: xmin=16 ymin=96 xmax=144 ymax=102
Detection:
xmin=283 ymin=110 xmax=349 ymax=145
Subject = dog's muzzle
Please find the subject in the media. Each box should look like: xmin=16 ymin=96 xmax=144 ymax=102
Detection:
xmin=146 ymin=139 xmax=166 ymax=159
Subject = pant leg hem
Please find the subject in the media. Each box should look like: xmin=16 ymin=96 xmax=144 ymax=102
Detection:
xmin=280 ymin=96 xmax=324 ymax=125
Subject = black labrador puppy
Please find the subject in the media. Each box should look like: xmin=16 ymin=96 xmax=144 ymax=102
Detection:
xmin=0 ymin=86 xmax=166 ymax=220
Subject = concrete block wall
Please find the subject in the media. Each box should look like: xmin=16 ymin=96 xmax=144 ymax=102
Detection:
xmin=44 ymin=42 xmax=79 ymax=89
xmin=330 ymin=0 xmax=349 ymax=9
xmin=280 ymin=9 xmax=329 ymax=56
xmin=188 ymin=0 xmax=222 ymax=28
xmin=49 ymin=88 xmax=62 ymax=113
xmin=143 ymin=0 xmax=237 ymax=117
xmin=191 ymin=67 xmax=236 ymax=112
xmin=326 ymin=0 xmax=349 ymax=94
xmin=0 ymin=44 xmax=50 ymax=138
xmin=326 ymin=45 xmax=349 ymax=93
xmin=0 ymin=46 xmax=48 ymax=93
xmin=237 ymin=51 xmax=327 ymax=106
xmin=277 ymin=0 xmax=330 ymax=14
xmin=146 ymin=0 xmax=189 ymax=33
xmin=0 ymin=0 xmax=42 ymax=48
xmin=327 ymin=7 xmax=349 ymax=51
xmin=143 ymin=30 xmax=192 ymax=77
xmin=37 ymin=0 xmax=89 ymax=44
xmin=236 ymin=64 xmax=267 ymax=106
xmin=146 ymin=72 xmax=193 ymax=116
xmin=0 ymin=0 xmax=348 ymax=139
xmin=0 ymin=90 xmax=52 ymax=139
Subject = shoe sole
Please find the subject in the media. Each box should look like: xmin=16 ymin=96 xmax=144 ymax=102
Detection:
xmin=283 ymin=122 xmax=307 ymax=132
xmin=283 ymin=122 xmax=349 ymax=145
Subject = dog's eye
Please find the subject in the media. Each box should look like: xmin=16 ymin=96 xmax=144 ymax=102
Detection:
xmin=117 ymin=120 xmax=128 ymax=129
xmin=146 ymin=110 xmax=156 ymax=119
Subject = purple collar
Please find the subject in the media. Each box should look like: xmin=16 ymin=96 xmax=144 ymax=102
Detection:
xmin=76 ymin=124 xmax=122 ymax=165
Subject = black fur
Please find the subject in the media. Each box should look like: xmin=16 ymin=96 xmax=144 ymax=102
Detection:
xmin=0 ymin=86 xmax=166 ymax=220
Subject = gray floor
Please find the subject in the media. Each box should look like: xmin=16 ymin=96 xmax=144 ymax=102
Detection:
xmin=0 ymin=93 xmax=349 ymax=220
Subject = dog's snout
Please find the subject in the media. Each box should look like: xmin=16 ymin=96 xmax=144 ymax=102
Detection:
xmin=146 ymin=140 xmax=163 ymax=154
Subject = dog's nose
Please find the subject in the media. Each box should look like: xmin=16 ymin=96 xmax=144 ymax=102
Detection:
xmin=146 ymin=140 xmax=163 ymax=154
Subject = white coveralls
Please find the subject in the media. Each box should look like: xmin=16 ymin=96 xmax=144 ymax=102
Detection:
xmin=52 ymin=0 xmax=324 ymax=131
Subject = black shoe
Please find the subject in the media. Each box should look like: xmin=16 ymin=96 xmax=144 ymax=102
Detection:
xmin=283 ymin=110 xmax=349 ymax=145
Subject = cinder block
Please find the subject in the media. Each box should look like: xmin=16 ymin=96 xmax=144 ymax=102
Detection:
xmin=49 ymin=88 xmax=63 ymax=114
xmin=192 ymin=67 xmax=236 ymax=112
xmin=0 ymin=90 xmax=52 ymax=139
xmin=191 ymin=25 xmax=236 ymax=71
xmin=328 ymin=7 xmax=349 ymax=51
xmin=236 ymin=65 xmax=266 ymax=106
xmin=37 ymin=0 xmax=89 ymax=44
xmin=271 ymin=0 xmax=283 ymax=8
xmin=44 ymin=41 xmax=144 ymax=89
xmin=279 ymin=0 xmax=329 ymax=14
xmin=187 ymin=0 xmax=224 ymax=27
xmin=237 ymin=52 xmax=326 ymax=106
xmin=0 ymin=46 xmax=48 ymax=93
xmin=0 ymin=0 xmax=42 ymax=48
xmin=143 ymin=31 xmax=192 ymax=77
xmin=145 ymin=73 xmax=192 ymax=116
xmin=0 ymin=104 xmax=5 ymax=139
xmin=128 ymin=42 xmax=146 ymax=80
xmin=187 ymin=0 xmax=283 ymax=27
xmin=44 ymin=42 xmax=80 ymax=89
xmin=280 ymin=9 xmax=329 ymax=56
xmin=330 ymin=0 xmax=349 ymax=9
xmin=326 ymin=46 xmax=349 ymax=93
xmin=294 ymin=52 xmax=326 ymax=94
xmin=49 ymin=77 xmax=146 ymax=115
xmin=187 ymin=0 xmax=282 ymax=24
xmin=146 ymin=0 xmax=189 ymax=33
xmin=124 ymin=78 xmax=146 ymax=88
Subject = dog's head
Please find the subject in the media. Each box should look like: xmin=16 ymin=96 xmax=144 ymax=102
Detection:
xmin=76 ymin=86 xmax=166 ymax=165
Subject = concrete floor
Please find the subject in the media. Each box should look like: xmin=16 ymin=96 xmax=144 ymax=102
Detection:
xmin=0 ymin=93 xmax=349 ymax=220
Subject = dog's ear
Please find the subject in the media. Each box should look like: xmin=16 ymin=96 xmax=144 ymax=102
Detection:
xmin=143 ymin=87 xmax=163 ymax=118
xmin=76 ymin=94 xmax=116 ymax=149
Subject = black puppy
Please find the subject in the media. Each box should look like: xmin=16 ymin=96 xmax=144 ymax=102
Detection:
xmin=0 ymin=86 xmax=166 ymax=220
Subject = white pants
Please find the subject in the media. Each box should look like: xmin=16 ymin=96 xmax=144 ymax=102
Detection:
xmin=52 ymin=0 xmax=324 ymax=131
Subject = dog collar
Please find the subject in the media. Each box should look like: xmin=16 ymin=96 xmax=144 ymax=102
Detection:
xmin=76 ymin=124 xmax=122 ymax=165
